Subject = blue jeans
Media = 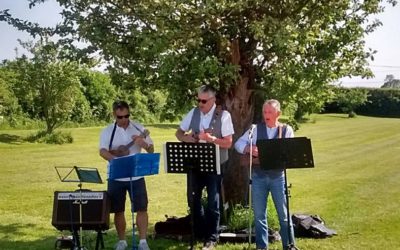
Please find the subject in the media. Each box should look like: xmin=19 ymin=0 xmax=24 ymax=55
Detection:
xmin=252 ymin=168 xmax=295 ymax=249
xmin=187 ymin=172 xmax=221 ymax=242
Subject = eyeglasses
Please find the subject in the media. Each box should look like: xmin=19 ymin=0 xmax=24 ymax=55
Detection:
xmin=116 ymin=114 xmax=130 ymax=119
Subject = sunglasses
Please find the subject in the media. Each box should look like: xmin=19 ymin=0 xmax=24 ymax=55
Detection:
xmin=197 ymin=98 xmax=213 ymax=104
xmin=116 ymin=114 xmax=130 ymax=119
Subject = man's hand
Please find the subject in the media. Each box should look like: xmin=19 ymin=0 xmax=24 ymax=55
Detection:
xmin=132 ymin=135 xmax=148 ymax=149
xmin=198 ymin=130 xmax=215 ymax=143
xmin=245 ymin=145 xmax=259 ymax=157
xmin=183 ymin=132 xmax=198 ymax=143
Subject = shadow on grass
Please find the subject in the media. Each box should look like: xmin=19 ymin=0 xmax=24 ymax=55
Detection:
xmin=0 ymin=222 xmax=190 ymax=250
xmin=0 ymin=223 xmax=56 ymax=249
xmin=0 ymin=222 xmax=36 ymax=236
xmin=323 ymin=114 xmax=350 ymax=119
xmin=0 ymin=133 xmax=24 ymax=144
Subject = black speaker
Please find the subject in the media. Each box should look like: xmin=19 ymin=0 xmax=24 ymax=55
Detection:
xmin=52 ymin=191 xmax=110 ymax=231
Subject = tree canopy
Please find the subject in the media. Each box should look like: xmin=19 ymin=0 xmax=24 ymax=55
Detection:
xmin=2 ymin=1 xmax=396 ymax=119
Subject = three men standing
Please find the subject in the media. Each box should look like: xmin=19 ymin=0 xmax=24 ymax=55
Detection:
xmin=99 ymin=97 xmax=295 ymax=250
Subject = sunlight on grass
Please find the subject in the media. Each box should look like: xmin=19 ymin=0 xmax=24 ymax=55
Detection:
xmin=0 ymin=114 xmax=399 ymax=249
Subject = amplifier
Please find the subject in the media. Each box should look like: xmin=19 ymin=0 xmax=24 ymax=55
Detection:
xmin=52 ymin=191 xmax=110 ymax=231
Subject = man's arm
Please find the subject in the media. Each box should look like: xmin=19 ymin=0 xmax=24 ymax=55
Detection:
xmin=132 ymin=134 xmax=155 ymax=153
xmin=99 ymin=148 xmax=115 ymax=161
xmin=235 ymin=128 xmax=259 ymax=157
xmin=235 ymin=129 xmax=252 ymax=154
xmin=176 ymin=128 xmax=197 ymax=143
xmin=210 ymin=134 xmax=232 ymax=149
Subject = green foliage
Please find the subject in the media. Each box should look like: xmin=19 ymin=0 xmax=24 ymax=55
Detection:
xmin=25 ymin=130 xmax=73 ymax=144
xmin=70 ymin=90 xmax=92 ymax=123
xmin=78 ymin=68 xmax=117 ymax=121
xmin=1 ymin=57 xmax=167 ymax=126
xmin=333 ymin=87 xmax=369 ymax=117
xmin=226 ymin=200 xmax=279 ymax=232
xmin=0 ymin=115 xmax=45 ymax=130
xmin=116 ymin=87 xmax=169 ymax=124
xmin=7 ymin=39 xmax=84 ymax=133
xmin=356 ymin=88 xmax=400 ymax=117
xmin=227 ymin=204 xmax=253 ymax=232
xmin=0 ymin=65 xmax=22 ymax=121
xmin=3 ymin=0 xmax=394 ymax=120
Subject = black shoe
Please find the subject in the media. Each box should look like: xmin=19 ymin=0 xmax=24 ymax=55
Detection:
xmin=202 ymin=241 xmax=216 ymax=250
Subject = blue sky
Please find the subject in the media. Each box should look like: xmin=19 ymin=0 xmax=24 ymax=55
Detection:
xmin=1 ymin=0 xmax=399 ymax=88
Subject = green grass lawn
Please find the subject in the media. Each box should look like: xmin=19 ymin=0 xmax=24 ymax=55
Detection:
xmin=0 ymin=114 xmax=399 ymax=250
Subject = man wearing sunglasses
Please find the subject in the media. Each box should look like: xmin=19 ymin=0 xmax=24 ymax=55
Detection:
xmin=99 ymin=101 xmax=154 ymax=250
xmin=176 ymin=85 xmax=234 ymax=250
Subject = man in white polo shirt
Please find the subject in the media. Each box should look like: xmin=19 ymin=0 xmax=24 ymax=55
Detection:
xmin=99 ymin=101 xmax=154 ymax=250
xmin=176 ymin=85 xmax=234 ymax=250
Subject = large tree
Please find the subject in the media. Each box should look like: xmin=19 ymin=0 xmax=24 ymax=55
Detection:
xmin=1 ymin=0 xmax=396 ymax=203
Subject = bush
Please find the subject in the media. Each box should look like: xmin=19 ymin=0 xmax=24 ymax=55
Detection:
xmin=227 ymin=204 xmax=253 ymax=232
xmin=26 ymin=130 xmax=73 ymax=144
xmin=356 ymin=88 xmax=400 ymax=117
xmin=324 ymin=87 xmax=400 ymax=117
xmin=226 ymin=198 xmax=279 ymax=232
xmin=0 ymin=115 xmax=45 ymax=130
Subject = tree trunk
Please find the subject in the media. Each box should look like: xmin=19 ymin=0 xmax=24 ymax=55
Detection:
xmin=220 ymin=39 xmax=256 ymax=205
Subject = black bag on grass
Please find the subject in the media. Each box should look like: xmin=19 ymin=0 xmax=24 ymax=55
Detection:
xmin=154 ymin=215 xmax=191 ymax=236
xmin=292 ymin=214 xmax=337 ymax=238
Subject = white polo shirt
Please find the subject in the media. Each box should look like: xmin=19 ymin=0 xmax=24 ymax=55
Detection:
xmin=179 ymin=104 xmax=235 ymax=137
xmin=99 ymin=120 xmax=154 ymax=181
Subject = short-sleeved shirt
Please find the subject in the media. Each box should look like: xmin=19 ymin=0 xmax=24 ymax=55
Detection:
xmin=99 ymin=120 xmax=154 ymax=181
xmin=179 ymin=104 xmax=235 ymax=137
xmin=234 ymin=123 xmax=294 ymax=154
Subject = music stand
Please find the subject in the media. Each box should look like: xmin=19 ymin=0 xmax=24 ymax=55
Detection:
xmin=163 ymin=142 xmax=220 ymax=250
xmin=256 ymin=137 xmax=314 ymax=250
xmin=109 ymin=153 xmax=160 ymax=250
xmin=55 ymin=166 xmax=103 ymax=250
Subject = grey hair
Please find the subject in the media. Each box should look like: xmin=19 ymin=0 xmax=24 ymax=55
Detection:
xmin=197 ymin=85 xmax=216 ymax=98
xmin=263 ymin=99 xmax=281 ymax=112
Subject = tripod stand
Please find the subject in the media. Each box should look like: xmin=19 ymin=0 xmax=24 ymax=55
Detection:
xmin=72 ymin=181 xmax=85 ymax=250
xmin=256 ymin=137 xmax=314 ymax=250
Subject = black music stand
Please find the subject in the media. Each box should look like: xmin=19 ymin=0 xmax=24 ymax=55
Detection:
xmin=109 ymin=153 xmax=160 ymax=250
xmin=55 ymin=166 xmax=103 ymax=250
xmin=163 ymin=142 xmax=221 ymax=250
xmin=256 ymin=137 xmax=314 ymax=250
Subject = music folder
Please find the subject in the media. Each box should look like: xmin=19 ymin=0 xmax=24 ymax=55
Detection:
xmin=108 ymin=153 xmax=160 ymax=180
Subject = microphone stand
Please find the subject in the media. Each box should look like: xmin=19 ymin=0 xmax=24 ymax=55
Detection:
xmin=247 ymin=125 xmax=255 ymax=249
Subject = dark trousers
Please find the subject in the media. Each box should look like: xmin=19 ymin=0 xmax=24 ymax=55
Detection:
xmin=187 ymin=171 xmax=222 ymax=242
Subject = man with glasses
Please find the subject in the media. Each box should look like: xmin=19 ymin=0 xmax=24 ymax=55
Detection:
xmin=99 ymin=101 xmax=154 ymax=250
xmin=176 ymin=85 xmax=234 ymax=250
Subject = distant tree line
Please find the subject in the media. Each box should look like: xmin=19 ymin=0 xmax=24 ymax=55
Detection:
xmin=0 ymin=40 xmax=168 ymax=133
xmin=323 ymin=83 xmax=400 ymax=118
